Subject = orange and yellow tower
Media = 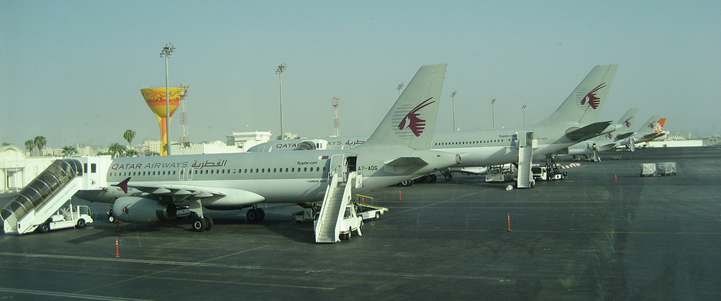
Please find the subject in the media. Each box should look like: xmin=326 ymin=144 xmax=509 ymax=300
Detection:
xmin=140 ymin=87 xmax=187 ymax=155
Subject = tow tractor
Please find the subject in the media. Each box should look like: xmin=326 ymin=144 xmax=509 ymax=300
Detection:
xmin=36 ymin=203 xmax=94 ymax=233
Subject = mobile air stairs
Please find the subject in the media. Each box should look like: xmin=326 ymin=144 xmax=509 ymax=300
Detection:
xmin=1 ymin=157 xmax=111 ymax=235
xmin=314 ymin=154 xmax=361 ymax=243
xmin=515 ymin=131 xmax=535 ymax=189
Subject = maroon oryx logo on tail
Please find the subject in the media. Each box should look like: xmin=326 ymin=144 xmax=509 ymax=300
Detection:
xmin=580 ymin=83 xmax=607 ymax=110
xmin=398 ymin=97 xmax=435 ymax=137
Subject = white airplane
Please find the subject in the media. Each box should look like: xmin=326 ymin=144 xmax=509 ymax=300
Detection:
xmin=75 ymin=64 xmax=460 ymax=231
xmin=563 ymin=108 xmax=638 ymax=161
xmin=249 ymin=64 xmax=618 ymax=180
xmin=633 ymin=116 xmax=667 ymax=146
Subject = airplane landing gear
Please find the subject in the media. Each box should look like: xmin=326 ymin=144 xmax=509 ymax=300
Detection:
xmin=246 ymin=207 xmax=265 ymax=223
xmin=189 ymin=200 xmax=213 ymax=232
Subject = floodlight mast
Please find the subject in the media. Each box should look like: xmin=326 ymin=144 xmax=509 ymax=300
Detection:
xmin=491 ymin=98 xmax=497 ymax=129
xmin=276 ymin=62 xmax=287 ymax=140
xmin=522 ymin=104 xmax=527 ymax=128
xmin=160 ymin=43 xmax=175 ymax=155
xmin=451 ymin=90 xmax=457 ymax=131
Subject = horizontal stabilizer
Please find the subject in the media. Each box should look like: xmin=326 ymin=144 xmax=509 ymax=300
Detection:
xmin=565 ymin=121 xmax=613 ymax=142
xmin=615 ymin=132 xmax=634 ymax=140
xmin=383 ymin=157 xmax=429 ymax=174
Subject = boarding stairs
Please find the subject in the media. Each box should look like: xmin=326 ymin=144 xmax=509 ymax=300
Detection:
xmin=1 ymin=157 xmax=111 ymax=235
xmin=315 ymin=154 xmax=358 ymax=243
xmin=515 ymin=131 xmax=535 ymax=189
xmin=314 ymin=171 xmax=357 ymax=243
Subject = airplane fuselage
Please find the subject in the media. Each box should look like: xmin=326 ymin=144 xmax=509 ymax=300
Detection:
xmin=249 ymin=122 xmax=589 ymax=167
xmin=79 ymin=147 xmax=457 ymax=209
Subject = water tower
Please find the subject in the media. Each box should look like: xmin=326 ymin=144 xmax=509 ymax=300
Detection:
xmin=140 ymin=86 xmax=187 ymax=155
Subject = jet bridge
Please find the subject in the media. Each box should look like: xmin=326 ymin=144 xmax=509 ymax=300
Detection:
xmin=1 ymin=157 xmax=111 ymax=235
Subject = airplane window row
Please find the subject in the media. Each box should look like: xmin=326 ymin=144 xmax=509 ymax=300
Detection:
xmin=109 ymin=166 xmax=327 ymax=178
xmin=435 ymin=139 xmax=511 ymax=146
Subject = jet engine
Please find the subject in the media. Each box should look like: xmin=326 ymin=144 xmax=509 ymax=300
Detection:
xmin=113 ymin=197 xmax=177 ymax=223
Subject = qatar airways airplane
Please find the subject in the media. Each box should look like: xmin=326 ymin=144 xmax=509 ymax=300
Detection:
xmin=249 ymin=65 xmax=618 ymax=180
xmin=75 ymin=64 xmax=460 ymax=231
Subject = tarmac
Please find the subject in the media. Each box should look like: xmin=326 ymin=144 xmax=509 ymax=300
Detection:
xmin=1 ymin=146 xmax=720 ymax=300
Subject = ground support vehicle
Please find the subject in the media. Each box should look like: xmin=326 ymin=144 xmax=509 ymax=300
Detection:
xmin=337 ymin=204 xmax=363 ymax=240
xmin=640 ymin=163 xmax=657 ymax=177
xmin=36 ymin=203 xmax=93 ymax=233
xmin=292 ymin=204 xmax=319 ymax=223
xmin=532 ymin=165 xmax=567 ymax=181
xmin=355 ymin=203 xmax=389 ymax=221
xmin=657 ymin=162 xmax=677 ymax=176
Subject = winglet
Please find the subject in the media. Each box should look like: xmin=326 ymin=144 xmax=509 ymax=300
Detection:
xmin=112 ymin=177 xmax=131 ymax=193
xmin=362 ymin=64 xmax=447 ymax=150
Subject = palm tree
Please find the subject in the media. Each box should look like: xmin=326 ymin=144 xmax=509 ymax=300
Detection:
xmin=123 ymin=129 xmax=136 ymax=146
xmin=33 ymin=136 xmax=47 ymax=156
xmin=61 ymin=145 xmax=78 ymax=157
xmin=107 ymin=142 xmax=126 ymax=158
xmin=125 ymin=149 xmax=139 ymax=157
xmin=25 ymin=140 xmax=34 ymax=155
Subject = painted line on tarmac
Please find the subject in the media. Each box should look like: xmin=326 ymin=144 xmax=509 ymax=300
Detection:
xmin=394 ymin=189 xmax=493 ymax=215
xmin=369 ymin=228 xmax=721 ymax=235
xmin=0 ymin=250 xmax=335 ymax=291
xmin=0 ymin=287 xmax=150 ymax=301
xmin=0 ymin=250 xmax=509 ymax=284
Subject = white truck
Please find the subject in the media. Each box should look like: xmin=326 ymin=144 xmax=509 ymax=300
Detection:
xmin=338 ymin=204 xmax=363 ymax=240
xmin=36 ymin=203 xmax=94 ymax=233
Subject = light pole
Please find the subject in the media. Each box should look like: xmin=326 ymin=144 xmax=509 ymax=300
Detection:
xmin=451 ymin=90 xmax=457 ymax=131
xmin=397 ymin=82 xmax=405 ymax=96
xmin=491 ymin=98 xmax=496 ymax=129
xmin=276 ymin=62 xmax=287 ymax=140
xmin=160 ymin=43 xmax=175 ymax=155
xmin=522 ymin=104 xmax=527 ymax=128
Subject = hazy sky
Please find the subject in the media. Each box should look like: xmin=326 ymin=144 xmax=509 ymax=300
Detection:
xmin=2 ymin=1 xmax=719 ymax=148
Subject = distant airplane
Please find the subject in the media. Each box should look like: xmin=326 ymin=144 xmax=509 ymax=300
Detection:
xmin=563 ymin=108 xmax=638 ymax=161
xmin=249 ymin=65 xmax=618 ymax=181
xmin=633 ymin=116 xmax=667 ymax=145
xmin=75 ymin=64 xmax=460 ymax=231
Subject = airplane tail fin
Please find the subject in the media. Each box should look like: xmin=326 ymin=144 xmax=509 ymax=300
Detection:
xmin=637 ymin=115 xmax=661 ymax=135
xmin=362 ymin=64 xmax=447 ymax=150
xmin=617 ymin=108 xmax=638 ymax=131
xmin=539 ymin=64 xmax=618 ymax=126
xmin=654 ymin=118 xmax=666 ymax=133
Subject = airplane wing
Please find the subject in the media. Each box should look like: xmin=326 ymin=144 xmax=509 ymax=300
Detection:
xmin=564 ymin=121 xmax=613 ymax=142
xmin=114 ymin=177 xmax=266 ymax=207
xmin=129 ymin=184 xmax=223 ymax=199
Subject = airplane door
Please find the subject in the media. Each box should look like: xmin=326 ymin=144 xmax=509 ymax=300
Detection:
xmin=329 ymin=154 xmax=345 ymax=183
